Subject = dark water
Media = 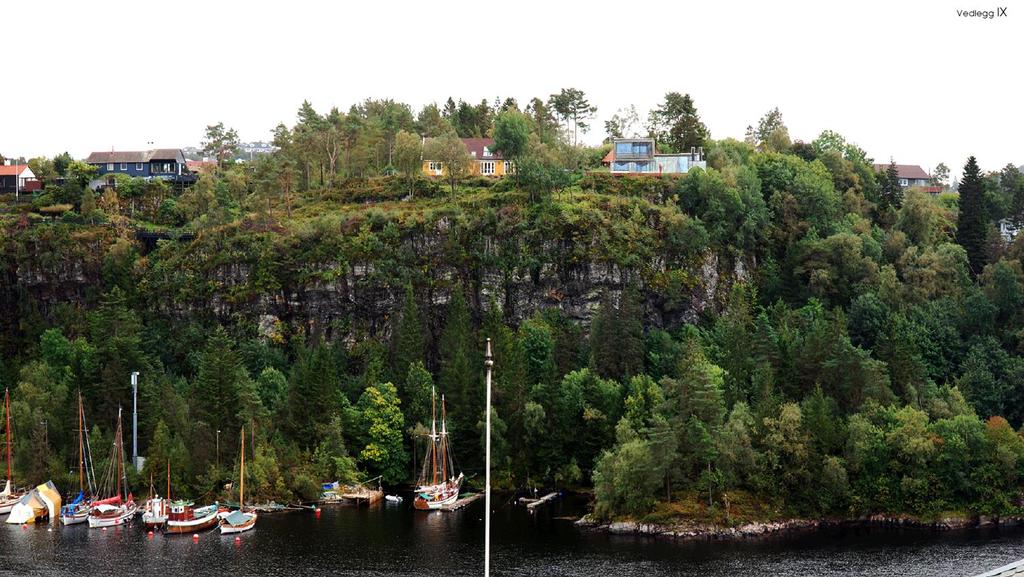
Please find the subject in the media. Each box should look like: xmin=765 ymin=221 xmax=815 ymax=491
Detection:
xmin=0 ymin=495 xmax=1019 ymax=576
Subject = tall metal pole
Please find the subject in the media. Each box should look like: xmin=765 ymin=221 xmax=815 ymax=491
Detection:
xmin=484 ymin=338 xmax=493 ymax=577
xmin=131 ymin=371 xmax=139 ymax=471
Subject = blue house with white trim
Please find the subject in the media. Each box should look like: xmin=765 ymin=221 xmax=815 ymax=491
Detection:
xmin=85 ymin=149 xmax=197 ymax=188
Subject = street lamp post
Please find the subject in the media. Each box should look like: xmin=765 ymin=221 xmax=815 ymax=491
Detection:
xmin=484 ymin=338 xmax=494 ymax=577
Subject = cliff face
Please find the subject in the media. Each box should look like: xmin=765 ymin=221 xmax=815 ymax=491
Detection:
xmin=2 ymin=196 xmax=748 ymax=351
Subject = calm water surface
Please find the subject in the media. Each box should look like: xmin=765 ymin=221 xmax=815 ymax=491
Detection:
xmin=0 ymin=495 xmax=1020 ymax=576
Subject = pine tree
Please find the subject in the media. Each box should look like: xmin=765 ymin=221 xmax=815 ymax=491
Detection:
xmin=438 ymin=288 xmax=478 ymax=459
xmin=878 ymin=158 xmax=904 ymax=210
xmin=957 ymin=156 xmax=988 ymax=276
xmin=391 ymin=285 xmax=425 ymax=385
xmin=589 ymin=290 xmax=619 ymax=380
xmin=192 ymin=326 xmax=247 ymax=442
xmin=617 ymin=287 xmax=646 ymax=380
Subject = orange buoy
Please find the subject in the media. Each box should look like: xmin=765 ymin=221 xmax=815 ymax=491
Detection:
xmin=20 ymin=524 xmax=26 ymax=530
xmin=147 ymin=531 xmax=154 ymax=538
xmin=102 ymin=527 xmax=107 ymax=531
xmin=315 ymin=507 xmax=321 ymax=519
xmin=192 ymin=533 xmax=199 ymax=540
xmin=234 ymin=536 xmax=241 ymax=543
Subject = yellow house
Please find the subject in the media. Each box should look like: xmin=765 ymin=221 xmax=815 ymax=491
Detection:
xmin=422 ymin=137 xmax=512 ymax=177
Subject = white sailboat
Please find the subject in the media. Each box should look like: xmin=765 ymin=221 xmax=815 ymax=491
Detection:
xmin=88 ymin=409 xmax=138 ymax=528
xmin=220 ymin=426 xmax=257 ymax=534
xmin=61 ymin=393 xmax=97 ymax=525
xmin=414 ymin=389 xmax=463 ymax=510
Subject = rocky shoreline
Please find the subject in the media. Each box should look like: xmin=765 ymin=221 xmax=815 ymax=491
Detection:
xmin=574 ymin=513 xmax=1018 ymax=541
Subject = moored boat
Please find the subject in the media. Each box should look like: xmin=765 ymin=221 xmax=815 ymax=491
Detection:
xmin=61 ymin=393 xmax=98 ymax=526
xmin=220 ymin=426 xmax=257 ymax=534
xmin=88 ymin=409 xmax=137 ymax=528
xmin=165 ymin=501 xmax=221 ymax=534
xmin=6 ymin=481 xmax=61 ymax=525
xmin=414 ymin=390 xmax=464 ymax=511
xmin=0 ymin=389 xmax=28 ymax=515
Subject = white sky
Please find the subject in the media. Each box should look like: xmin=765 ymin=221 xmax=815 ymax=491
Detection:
xmin=3 ymin=0 xmax=1021 ymax=175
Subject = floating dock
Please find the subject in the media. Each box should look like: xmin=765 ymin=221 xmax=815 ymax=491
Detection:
xmin=342 ymin=489 xmax=383 ymax=506
xmin=438 ymin=493 xmax=483 ymax=511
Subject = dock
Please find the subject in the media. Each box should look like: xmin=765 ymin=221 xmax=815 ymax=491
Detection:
xmin=973 ymin=558 xmax=1024 ymax=577
xmin=520 ymin=492 xmax=560 ymax=510
xmin=439 ymin=492 xmax=483 ymax=511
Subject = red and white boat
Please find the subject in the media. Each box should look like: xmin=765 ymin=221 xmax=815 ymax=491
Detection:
xmin=414 ymin=390 xmax=464 ymax=511
xmin=88 ymin=409 xmax=137 ymax=528
xmin=0 ymin=389 xmax=27 ymax=515
xmin=166 ymin=502 xmax=221 ymax=534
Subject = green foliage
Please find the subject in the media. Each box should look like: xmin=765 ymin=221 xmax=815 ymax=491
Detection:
xmin=356 ymin=382 xmax=407 ymax=484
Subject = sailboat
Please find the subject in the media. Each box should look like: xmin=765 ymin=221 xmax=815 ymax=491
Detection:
xmin=141 ymin=463 xmax=169 ymax=530
xmin=88 ymin=408 xmax=138 ymax=528
xmin=61 ymin=393 xmax=97 ymax=525
xmin=0 ymin=388 xmax=27 ymax=515
xmin=414 ymin=389 xmax=464 ymax=510
xmin=220 ymin=426 xmax=257 ymax=534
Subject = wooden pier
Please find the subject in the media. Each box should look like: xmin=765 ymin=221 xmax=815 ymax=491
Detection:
xmin=519 ymin=492 xmax=560 ymax=510
xmin=438 ymin=493 xmax=483 ymax=511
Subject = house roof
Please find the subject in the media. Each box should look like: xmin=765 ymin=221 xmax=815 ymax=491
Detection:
xmin=461 ymin=138 xmax=502 ymax=160
xmin=86 ymin=149 xmax=187 ymax=164
xmin=873 ymin=163 xmax=931 ymax=180
xmin=0 ymin=164 xmax=30 ymax=176
xmin=602 ymin=149 xmax=615 ymax=164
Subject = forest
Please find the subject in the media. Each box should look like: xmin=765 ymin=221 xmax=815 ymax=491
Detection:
xmin=3 ymin=89 xmax=1024 ymax=526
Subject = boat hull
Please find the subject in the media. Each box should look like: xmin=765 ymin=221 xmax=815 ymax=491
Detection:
xmin=219 ymin=512 xmax=257 ymax=534
xmin=88 ymin=503 xmax=137 ymax=528
xmin=61 ymin=510 xmax=89 ymax=525
xmin=166 ymin=510 xmax=220 ymax=534
xmin=414 ymin=491 xmax=459 ymax=510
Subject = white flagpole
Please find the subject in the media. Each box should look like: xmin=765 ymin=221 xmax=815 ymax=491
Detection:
xmin=484 ymin=338 xmax=493 ymax=577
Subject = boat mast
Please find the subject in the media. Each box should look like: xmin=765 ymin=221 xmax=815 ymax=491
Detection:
xmin=78 ymin=393 xmax=85 ymax=493
xmin=115 ymin=408 xmax=123 ymax=500
xmin=166 ymin=460 xmax=171 ymax=502
xmin=440 ymin=395 xmax=448 ymax=482
xmin=430 ymin=387 xmax=438 ymax=486
xmin=239 ymin=426 xmax=245 ymax=508
xmin=4 ymin=389 xmax=11 ymax=485
xmin=83 ymin=400 xmax=97 ymax=496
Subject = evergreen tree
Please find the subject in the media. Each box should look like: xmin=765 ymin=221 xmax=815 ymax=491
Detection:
xmin=391 ymin=285 xmax=425 ymax=385
xmin=287 ymin=341 xmax=345 ymax=448
xmin=438 ymin=288 xmax=478 ymax=461
xmin=879 ymin=158 xmax=904 ymax=210
xmin=957 ymin=156 xmax=988 ymax=276
xmin=192 ymin=327 xmax=248 ymax=447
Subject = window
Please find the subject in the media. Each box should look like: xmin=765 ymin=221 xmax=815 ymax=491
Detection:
xmin=503 ymin=161 xmax=512 ymax=174
xmin=483 ymin=146 xmax=492 ymax=157
xmin=428 ymin=161 xmax=442 ymax=172
xmin=107 ymin=163 xmax=114 ymax=171
xmin=899 ymin=178 xmax=908 ymax=186
xmin=120 ymin=162 xmax=127 ymax=170
xmin=614 ymin=140 xmax=653 ymax=158
xmin=480 ymin=161 xmax=495 ymax=175
xmin=612 ymin=161 xmax=631 ymax=172
xmin=136 ymin=162 xmax=144 ymax=170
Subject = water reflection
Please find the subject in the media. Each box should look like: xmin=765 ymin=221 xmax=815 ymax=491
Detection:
xmin=0 ymin=497 xmax=1021 ymax=576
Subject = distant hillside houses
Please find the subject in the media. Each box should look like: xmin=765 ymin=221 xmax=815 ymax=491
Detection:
xmin=873 ymin=163 xmax=942 ymax=193
xmin=183 ymin=142 xmax=276 ymax=162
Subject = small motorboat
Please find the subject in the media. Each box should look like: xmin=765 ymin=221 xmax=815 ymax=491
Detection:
xmin=385 ymin=495 xmax=403 ymax=504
